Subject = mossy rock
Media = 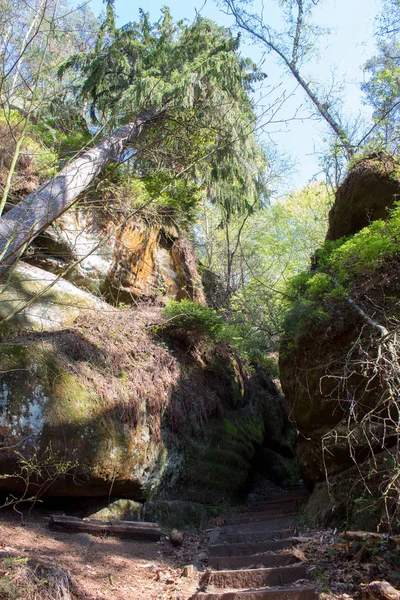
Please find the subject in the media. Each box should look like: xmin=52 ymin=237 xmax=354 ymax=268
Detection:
xmin=0 ymin=293 xmax=295 ymax=501
xmin=0 ymin=340 xmax=167 ymax=498
xmin=0 ymin=262 xmax=112 ymax=335
xmin=326 ymin=154 xmax=400 ymax=241
xmin=88 ymin=499 xmax=143 ymax=522
xmin=257 ymin=448 xmax=299 ymax=488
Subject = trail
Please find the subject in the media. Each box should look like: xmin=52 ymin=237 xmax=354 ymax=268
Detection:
xmin=187 ymin=485 xmax=317 ymax=599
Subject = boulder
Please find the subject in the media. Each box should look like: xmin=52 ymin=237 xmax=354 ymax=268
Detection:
xmin=87 ymin=499 xmax=143 ymax=522
xmin=0 ymin=262 xmax=112 ymax=335
xmin=26 ymin=206 xmax=205 ymax=304
xmin=326 ymin=154 xmax=400 ymax=241
xmin=0 ymin=302 xmax=295 ymax=501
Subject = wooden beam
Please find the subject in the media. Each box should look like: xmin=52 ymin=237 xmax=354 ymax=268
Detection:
xmin=49 ymin=515 xmax=162 ymax=541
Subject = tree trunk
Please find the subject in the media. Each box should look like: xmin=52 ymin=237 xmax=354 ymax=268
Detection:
xmin=0 ymin=110 xmax=159 ymax=269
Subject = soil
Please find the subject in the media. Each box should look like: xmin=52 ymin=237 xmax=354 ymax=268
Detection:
xmin=0 ymin=491 xmax=399 ymax=600
xmin=297 ymin=529 xmax=400 ymax=600
xmin=0 ymin=506 xmax=202 ymax=600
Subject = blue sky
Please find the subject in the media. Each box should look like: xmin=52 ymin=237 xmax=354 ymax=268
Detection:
xmin=81 ymin=0 xmax=381 ymax=190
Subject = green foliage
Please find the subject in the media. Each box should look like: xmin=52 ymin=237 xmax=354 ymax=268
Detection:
xmin=197 ymin=181 xmax=333 ymax=353
xmin=162 ymin=300 xmax=224 ymax=341
xmin=0 ymin=110 xmax=58 ymax=177
xmin=162 ymin=300 xmax=280 ymax=372
xmin=60 ymin=7 xmax=269 ymax=219
xmin=282 ymin=203 xmax=400 ymax=345
xmin=37 ymin=116 xmax=92 ymax=158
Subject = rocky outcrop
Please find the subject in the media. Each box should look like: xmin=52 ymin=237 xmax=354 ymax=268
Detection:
xmin=326 ymin=154 xmax=400 ymax=241
xmin=280 ymin=158 xmax=400 ymax=490
xmin=26 ymin=206 xmax=205 ymax=304
xmin=0 ymin=262 xmax=112 ymax=334
xmin=0 ymin=303 xmax=295 ymax=502
xmin=280 ymin=300 xmax=365 ymax=486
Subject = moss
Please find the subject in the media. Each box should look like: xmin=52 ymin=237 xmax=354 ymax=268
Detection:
xmin=283 ymin=203 xmax=400 ymax=348
xmin=223 ymin=418 xmax=239 ymax=436
xmin=0 ymin=302 xmax=290 ymax=501
xmin=51 ymin=374 xmax=96 ymax=427
xmin=175 ymin=409 xmax=266 ymax=504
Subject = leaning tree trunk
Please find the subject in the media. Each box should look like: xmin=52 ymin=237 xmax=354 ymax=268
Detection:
xmin=0 ymin=110 xmax=159 ymax=269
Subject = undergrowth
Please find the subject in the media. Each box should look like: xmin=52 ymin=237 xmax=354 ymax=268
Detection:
xmin=161 ymin=300 xmax=279 ymax=374
xmin=283 ymin=202 xmax=400 ymax=346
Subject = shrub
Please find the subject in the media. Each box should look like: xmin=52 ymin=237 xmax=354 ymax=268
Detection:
xmin=162 ymin=300 xmax=224 ymax=341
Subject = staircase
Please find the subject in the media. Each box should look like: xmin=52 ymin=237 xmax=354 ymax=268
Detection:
xmin=188 ymin=488 xmax=317 ymax=599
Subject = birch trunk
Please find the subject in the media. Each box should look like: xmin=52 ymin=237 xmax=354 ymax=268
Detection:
xmin=0 ymin=110 xmax=158 ymax=268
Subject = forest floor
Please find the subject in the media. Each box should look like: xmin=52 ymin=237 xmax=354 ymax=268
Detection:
xmin=0 ymin=498 xmax=397 ymax=599
xmin=0 ymin=507 xmax=201 ymax=599
xmin=296 ymin=529 xmax=398 ymax=600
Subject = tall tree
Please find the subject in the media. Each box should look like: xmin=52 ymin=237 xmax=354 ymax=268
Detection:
xmin=0 ymin=8 xmax=268 ymax=267
xmin=219 ymin=0 xmax=354 ymax=160
xmin=362 ymin=0 xmax=400 ymax=152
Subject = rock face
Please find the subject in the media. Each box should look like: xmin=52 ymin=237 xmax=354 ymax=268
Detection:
xmin=280 ymin=158 xmax=400 ymax=489
xmin=0 ymin=262 xmax=113 ymax=334
xmin=0 ymin=179 xmax=295 ymax=503
xmin=26 ymin=206 xmax=205 ymax=304
xmin=0 ymin=304 xmax=296 ymax=501
xmin=326 ymin=154 xmax=400 ymax=241
xmin=280 ymin=302 xmax=365 ymax=486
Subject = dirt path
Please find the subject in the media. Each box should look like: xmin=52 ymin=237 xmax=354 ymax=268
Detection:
xmin=0 ymin=508 xmax=199 ymax=599
xmin=0 ymin=490 xmax=397 ymax=600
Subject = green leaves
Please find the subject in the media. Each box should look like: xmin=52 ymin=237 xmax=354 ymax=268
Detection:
xmin=58 ymin=6 xmax=268 ymax=220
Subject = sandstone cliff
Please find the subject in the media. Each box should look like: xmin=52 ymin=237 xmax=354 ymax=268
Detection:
xmin=280 ymin=155 xmax=400 ymax=529
xmin=0 ymin=192 xmax=296 ymax=505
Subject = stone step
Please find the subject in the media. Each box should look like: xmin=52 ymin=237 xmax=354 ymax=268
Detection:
xmin=208 ymin=539 xmax=296 ymax=558
xmin=239 ymin=498 xmax=308 ymax=514
xmin=189 ymin=585 xmax=317 ymax=600
xmin=238 ymin=503 xmax=299 ymax=515
xmin=209 ymin=552 xmax=298 ymax=571
xmin=226 ymin=512 xmax=298 ymax=525
xmin=219 ymin=517 xmax=295 ymax=535
xmin=215 ymin=528 xmax=293 ymax=545
xmin=200 ymin=564 xmax=307 ymax=589
xmin=242 ymin=492 xmax=310 ymax=510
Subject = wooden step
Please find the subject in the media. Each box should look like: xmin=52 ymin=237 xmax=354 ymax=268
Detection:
xmin=189 ymin=585 xmax=317 ymax=600
xmin=201 ymin=564 xmax=307 ymax=589
xmin=238 ymin=503 xmax=299 ymax=515
xmin=209 ymin=552 xmax=298 ymax=571
xmin=208 ymin=539 xmax=296 ymax=558
xmin=240 ymin=495 xmax=309 ymax=513
xmin=226 ymin=512 xmax=298 ymax=525
xmin=215 ymin=528 xmax=293 ymax=545
xmin=220 ymin=517 xmax=295 ymax=535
